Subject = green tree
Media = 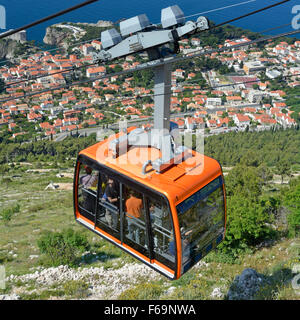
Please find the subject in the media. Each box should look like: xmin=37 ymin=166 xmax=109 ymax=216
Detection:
xmin=225 ymin=165 xmax=263 ymax=199
xmin=37 ymin=229 xmax=90 ymax=267
xmin=275 ymin=159 xmax=291 ymax=184
xmin=282 ymin=179 xmax=300 ymax=237
xmin=219 ymin=195 xmax=275 ymax=256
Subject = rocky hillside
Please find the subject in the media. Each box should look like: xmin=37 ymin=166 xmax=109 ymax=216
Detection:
xmin=43 ymin=26 xmax=73 ymax=46
xmin=0 ymin=39 xmax=19 ymax=59
xmin=43 ymin=20 xmax=113 ymax=46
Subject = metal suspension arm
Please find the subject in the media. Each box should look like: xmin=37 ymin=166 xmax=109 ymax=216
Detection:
xmin=94 ymin=16 xmax=209 ymax=62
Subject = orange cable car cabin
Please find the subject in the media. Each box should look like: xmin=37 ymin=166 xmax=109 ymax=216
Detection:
xmin=73 ymin=128 xmax=226 ymax=280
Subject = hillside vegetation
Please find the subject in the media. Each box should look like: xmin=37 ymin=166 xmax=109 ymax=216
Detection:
xmin=0 ymin=129 xmax=299 ymax=300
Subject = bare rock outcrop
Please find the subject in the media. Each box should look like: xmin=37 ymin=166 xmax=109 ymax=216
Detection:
xmin=227 ymin=268 xmax=267 ymax=300
xmin=0 ymin=39 xmax=18 ymax=59
xmin=43 ymin=26 xmax=70 ymax=46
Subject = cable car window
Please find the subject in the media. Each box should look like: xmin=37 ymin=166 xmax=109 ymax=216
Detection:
xmin=78 ymin=163 xmax=99 ymax=221
xmin=176 ymin=176 xmax=225 ymax=272
xmin=123 ymin=185 xmax=148 ymax=255
xmin=148 ymin=197 xmax=175 ymax=269
xmin=96 ymin=175 xmax=121 ymax=240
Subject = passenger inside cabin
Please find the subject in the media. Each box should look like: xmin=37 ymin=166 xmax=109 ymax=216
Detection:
xmin=103 ymin=178 xmax=119 ymax=228
xmin=80 ymin=166 xmax=98 ymax=213
xmin=80 ymin=166 xmax=98 ymax=189
xmin=125 ymin=189 xmax=143 ymax=243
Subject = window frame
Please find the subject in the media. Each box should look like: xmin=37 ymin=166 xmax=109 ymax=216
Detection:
xmin=176 ymin=175 xmax=226 ymax=273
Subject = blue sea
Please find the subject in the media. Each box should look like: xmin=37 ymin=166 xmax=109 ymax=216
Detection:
xmin=1 ymin=0 xmax=299 ymax=44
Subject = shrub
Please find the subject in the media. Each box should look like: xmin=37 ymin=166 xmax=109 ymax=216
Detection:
xmin=37 ymin=229 xmax=89 ymax=267
xmin=63 ymin=280 xmax=90 ymax=299
xmin=218 ymin=195 xmax=276 ymax=258
xmin=164 ymin=278 xmax=212 ymax=300
xmin=0 ymin=251 xmax=13 ymax=263
xmin=118 ymin=283 xmax=163 ymax=300
xmin=0 ymin=204 xmax=20 ymax=224
xmin=282 ymin=180 xmax=300 ymax=237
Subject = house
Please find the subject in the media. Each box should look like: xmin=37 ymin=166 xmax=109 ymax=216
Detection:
xmin=51 ymin=73 xmax=66 ymax=85
xmin=50 ymin=106 xmax=63 ymax=116
xmin=82 ymin=44 xmax=94 ymax=56
xmin=191 ymin=38 xmax=201 ymax=46
xmin=188 ymin=72 xmax=196 ymax=79
xmin=39 ymin=122 xmax=53 ymax=130
xmin=193 ymin=117 xmax=205 ymax=129
xmin=273 ymin=102 xmax=287 ymax=109
xmin=248 ymin=90 xmax=266 ymax=103
xmin=84 ymin=119 xmax=97 ymax=127
xmin=53 ymin=119 xmax=63 ymax=129
xmin=63 ymin=117 xmax=79 ymax=126
xmin=86 ymin=66 xmax=106 ymax=78
xmin=226 ymin=96 xmax=242 ymax=105
xmin=66 ymin=125 xmax=77 ymax=132
xmin=45 ymin=129 xmax=56 ymax=137
xmin=217 ymin=117 xmax=230 ymax=127
xmin=172 ymin=118 xmax=185 ymax=129
xmin=173 ymin=69 xmax=185 ymax=78
xmin=91 ymin=40 xmax=102 ymax=51
xmin=258 ymin=82 xmax=267 ymax=90
xmin=259 ymin=117 xmax=277 ymax=126
xmin=185 ymin=117 xmax=196 ymax=130
xmin=233 ymin=114 xmax=250 ymax=127
xmin=224 ymin=37 xmax=251 ymax=51
xmin=8 ymin=123 xmax=17 ymax=131
xmin=206 ymin=98 xmax=222 ymax=108
xmin=40 ymin=101 xmax=53 ymax=109
xmin=27 ymin=112 xmax=42 ymax=122
xmin=206 ymin=119 xmax=217 ymax=128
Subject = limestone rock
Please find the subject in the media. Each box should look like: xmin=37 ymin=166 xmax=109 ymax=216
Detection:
xmin=227 ymin=268 xmax=266 ymax=300
xmin=43 ymin=26 xmax=70 ymax=46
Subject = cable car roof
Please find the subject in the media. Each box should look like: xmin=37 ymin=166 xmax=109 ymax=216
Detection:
xmin=79 ymin=128 xmax=222 ymax=206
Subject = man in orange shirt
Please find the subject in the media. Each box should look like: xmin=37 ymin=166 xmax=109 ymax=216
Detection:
xmin=125 ymin=190 xmax=143 ymax=243
xmin=126 ymin=192 xmax=143 ymax=218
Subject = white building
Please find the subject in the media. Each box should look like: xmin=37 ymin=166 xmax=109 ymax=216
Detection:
xmin=266 ymin=69 xmax=282 ymax=79
xmin=233 ymin=114 xmax=251 ymax=127
xmin=206 ymin=98 xmax=222 ymax=108
xmin=248 ymin=90 xmax=267 ymax=103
